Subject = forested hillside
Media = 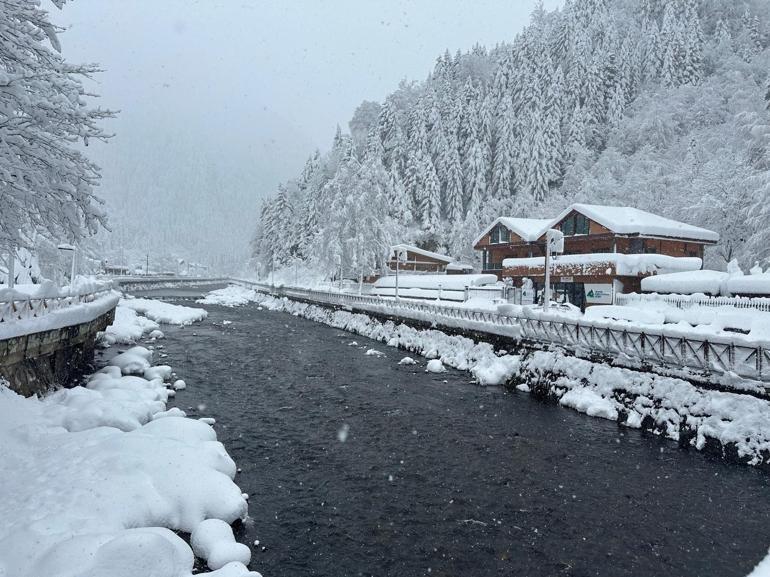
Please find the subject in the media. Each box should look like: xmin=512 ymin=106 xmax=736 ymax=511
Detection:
xmin=252 ymin=0 xmax=770 ymax=280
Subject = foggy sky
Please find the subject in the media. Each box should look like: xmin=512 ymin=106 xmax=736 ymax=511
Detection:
xmin=51 ymin=0 xmax=560 ymax=267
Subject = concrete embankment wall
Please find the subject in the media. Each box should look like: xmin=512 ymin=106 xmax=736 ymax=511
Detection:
xmin=0 ymin=308 xmax=115 ymax=396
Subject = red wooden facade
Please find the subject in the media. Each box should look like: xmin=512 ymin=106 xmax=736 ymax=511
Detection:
xmin=473 ymin=205 xmax=717 ymax=308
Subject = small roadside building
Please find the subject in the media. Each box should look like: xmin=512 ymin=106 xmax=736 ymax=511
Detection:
xmin=387 ymin=244 xmax=455 ymax=274
xmin=474 ymin=204 xmax=719 ymax=309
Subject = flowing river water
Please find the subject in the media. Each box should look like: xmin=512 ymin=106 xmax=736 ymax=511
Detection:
xmin=122 ymin=290 xmax=770 ymax=576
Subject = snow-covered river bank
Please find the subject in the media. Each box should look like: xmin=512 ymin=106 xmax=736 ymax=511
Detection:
xmin=151 ymin=288 xmax=770 ymax=577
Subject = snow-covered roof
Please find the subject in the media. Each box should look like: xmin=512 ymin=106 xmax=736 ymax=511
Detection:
xmin=446 ymin=262 xmax=474 ymax=271
xmin=641 ymin=270 xmax=729 ymax=295
xmin=374 ymin=273 xmax=497 ymax=290
xmin=552 ymin=204 xmax=719 ymax=242
xmin=502 ymin=253 xmax=702 ymax=276
xmin=390 ymin=244 xmax=454 ymax=264
xmin=473 ymin=217 xmax=553 ymax=246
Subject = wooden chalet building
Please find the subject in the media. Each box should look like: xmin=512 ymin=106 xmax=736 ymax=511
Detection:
xmin=474 ymin=204 xmax=719 ymax=309
xmin=387 ymin=244 xmax=455 ymax=274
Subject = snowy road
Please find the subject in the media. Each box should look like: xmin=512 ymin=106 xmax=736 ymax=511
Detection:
xmin=147 ymin=295 xmax=770 ymax=577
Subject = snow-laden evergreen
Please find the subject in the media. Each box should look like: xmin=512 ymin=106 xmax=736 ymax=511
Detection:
xmin=252 ymin=0 xmax=770 ymax=277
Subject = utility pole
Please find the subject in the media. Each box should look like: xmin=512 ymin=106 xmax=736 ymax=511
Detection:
xmin=146 ymin=253 xmax=149 ymax=276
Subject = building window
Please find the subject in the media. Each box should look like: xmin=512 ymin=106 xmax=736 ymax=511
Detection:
xmin=629 ymin=238 xmax=644 ymax=254
xmin=560 ymin=213 xmax=589 ymax=236
xmin=489 ymin=224 xmax=510 ymax=244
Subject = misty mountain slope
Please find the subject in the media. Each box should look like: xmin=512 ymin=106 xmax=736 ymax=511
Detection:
xmin=87 ymin=109 xmax=314 ymax=274
xmin=252 ymin=0 xmax=770 ymax=278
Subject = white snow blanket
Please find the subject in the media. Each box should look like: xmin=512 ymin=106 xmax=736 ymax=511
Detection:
xmin=121 ymin=297 xmax=208 ymax=325
xmin=373 ymin=274 xmax=497 ymax=290
xmin=99 ymin=305 xmax=161 ymax=345
xmin=502 ymin=252 xmax=702 ymax=276
xmin=728 ymin=273 xmax=770 ymax=296
xmin=0 ymin=290 xmax=120 ymax=341
xmin=197 ymin=285 xmax=259 ymax=307
xmin=370 ymin=287 xmax=466 ymax=301
xmin=0 ymin=297 xmax=259 ymax=576
xmin=584 ymin=305 xmax=665 ymax=325
xmin=641 ymin=270 xmax=729 ymax=295
xmin=0 ymin=377 xmax=258 ymax=577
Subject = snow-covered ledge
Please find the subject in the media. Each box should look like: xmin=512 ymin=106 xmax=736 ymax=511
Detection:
xmin=0 ymin=288 xmax=120 ymax=395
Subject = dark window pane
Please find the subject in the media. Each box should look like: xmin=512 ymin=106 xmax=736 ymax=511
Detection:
xmin=563 ymin=216 xmax=575 ymax=236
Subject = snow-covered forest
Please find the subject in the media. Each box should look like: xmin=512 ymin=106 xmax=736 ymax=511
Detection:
xmin=252 ymin=0 xmax=770 ymax=279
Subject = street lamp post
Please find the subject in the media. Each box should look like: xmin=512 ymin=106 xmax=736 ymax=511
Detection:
xmin=543 ymin=229 xmax=564 ymax=311
xmin=57 ymin=244 xmax=77 ymax=288
xmin=392 ymin=248 xmax=407 ymax=301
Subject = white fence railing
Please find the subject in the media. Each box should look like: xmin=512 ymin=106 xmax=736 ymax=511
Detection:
xmin=0 ymin=286 xmax=115 ymax=325
xmin=233 ymin=280 xmax=770 ymax=386
xmin=616 ymin=292 xmax=770 ymax=313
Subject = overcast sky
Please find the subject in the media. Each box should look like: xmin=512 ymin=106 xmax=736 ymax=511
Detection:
xmin=50 ymin=0 xmax=560 ymax=265
xmin=55 ymin=0 xmax=561 ymax=179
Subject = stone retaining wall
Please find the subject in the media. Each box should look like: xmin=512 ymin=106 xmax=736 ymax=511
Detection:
xmin=0 ymin=308 xmax=115 ymax=396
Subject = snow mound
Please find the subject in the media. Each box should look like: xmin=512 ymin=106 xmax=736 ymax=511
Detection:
xmin=0 ymin=375 xmax=250 ymax=577
xmin=559 ymin=387 xmax=619 ymax=420
xmin=398 ymin=356 xmax=417 ymax=365
xmin=121 ymin=297 xmax=208 ymax=325
xmin=112 ymin=346 xmax=153 ymax=375
xmin=145 ymin=365 xmax=173 ymax=381
xmin=0 ymin=301 xmax=256 ymax=577
xmin=100 ymin=305 xmax=161 ymax=346
xmin=365 ymin=348 xmax=384 ymax=356
xmin=191 ymin=519 xmax=251 ymax=570
xmin=426 ymin=359 xmax=446 ymax=373
xmin=197 ymin=286 xmax=258 ymax=307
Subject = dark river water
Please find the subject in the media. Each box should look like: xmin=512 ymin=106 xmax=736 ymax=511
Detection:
xmin=122 ymin=292 xmax=770 ymax=577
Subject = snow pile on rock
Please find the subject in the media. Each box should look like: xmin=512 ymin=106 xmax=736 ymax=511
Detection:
xmin=0 ymin=348 xmax=258 ymax=576
xmin=121 ymin=297 xmax=208 ymax=325
xmin=197 ymin=285 xmax=258 ymax=307
xmin=191 ymin=519 xmax=251 ymax=570
xmin=99 ymin=305 xmax=161 ymax=345
xmin=255 ymin=293 xmax=770 ymax=468
xmin=111 ymin=345 xmax=153 ymax=375
xmin=425 ymin=359 xmax=445 ymax=373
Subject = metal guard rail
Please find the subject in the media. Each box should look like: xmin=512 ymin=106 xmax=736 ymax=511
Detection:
xmin=616 ymin=292 xmax=770 ymax=313
xmin=0 ymin=287 xmax=115 ymax=325
xmin=233 ymin=280 xmax=770 ymax=384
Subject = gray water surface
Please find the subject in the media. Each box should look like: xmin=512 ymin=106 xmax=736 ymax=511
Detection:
xmin=144 ymin=299 xmax=770 ymax=577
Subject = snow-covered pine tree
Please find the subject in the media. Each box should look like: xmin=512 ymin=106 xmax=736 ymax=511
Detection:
xmin=491 ymin=96 xmax=516 ymax=198
xmin=0 ymin=0 xmax=113 ymax=251
xmin=420 ymin=156 xmax=442 ymax=234
xmin=681 ymin=0 xmax=704 ymax=85
xmin=523 ymin=108 xmax=550 ymax=202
